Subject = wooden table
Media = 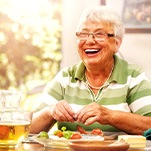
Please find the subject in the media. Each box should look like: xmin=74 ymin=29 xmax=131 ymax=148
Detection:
xmin=0 ymin=143 xmax=70 ymax=151
xmin=0 ymin=141 xmax=150 ymax=151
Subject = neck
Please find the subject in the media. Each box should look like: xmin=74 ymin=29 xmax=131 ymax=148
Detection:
xmin=86 ymin=57 xmax=114 ymax=75
xmin=85 ymin=77 xmax=102 ymax=90
xmin=85 ymin=62 xmax=114 ymax=90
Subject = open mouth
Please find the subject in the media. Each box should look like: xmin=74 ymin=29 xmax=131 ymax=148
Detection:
xmin=85 ymin=49 xmax=100 ymax=54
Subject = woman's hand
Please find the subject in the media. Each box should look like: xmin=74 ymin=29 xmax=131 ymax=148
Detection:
xmin=51 ymin=100 xmax=75 ymax=123
xmin=74 ymin=102 xmax=111 ymax=125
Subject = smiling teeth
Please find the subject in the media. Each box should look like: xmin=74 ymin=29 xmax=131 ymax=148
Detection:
xmin=85 ymin=49 xmax=99 ymax=53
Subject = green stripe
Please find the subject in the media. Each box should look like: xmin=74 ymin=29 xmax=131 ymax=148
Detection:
xmin=128 ymin=64 xmax=143 ymax=77
xmin=135 ymin=105 xmax=151 ymax=115
xmin=99 ymin=96 xmax=127 ymax=105
xmin=128 ymin=89 xmax=151 ymax=104
xmin=65 ymin=94 xmax=92 ymax=105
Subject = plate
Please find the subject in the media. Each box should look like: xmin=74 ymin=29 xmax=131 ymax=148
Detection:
xmin=32 ymin=134 xmax=104 ymax=149
xmin=32 ymin=135 xmax=69 ymax=149
xmin=68 ymin=139 xmax=130 ymax=151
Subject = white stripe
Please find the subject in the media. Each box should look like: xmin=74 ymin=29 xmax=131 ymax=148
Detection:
xmin=128 ymin=72 xmax=149 ymax=89
xmin=103 ymin=103 xmax=131 ymax=112
xmin=108 ymin=83 xmax=126 ymax=89
xmin=40 ymin=93 xmax=58 ymax=105
xmin=129 ymin=96 xmax=151 ymax=112
xmin=58 ymin=76 xmax=87 ymax=89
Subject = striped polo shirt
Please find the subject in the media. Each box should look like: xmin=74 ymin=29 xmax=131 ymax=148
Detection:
xmin=37 ymin=55 xmax=151 ymax=132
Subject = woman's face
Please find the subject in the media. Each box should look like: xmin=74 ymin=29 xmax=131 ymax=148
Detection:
xmin=77 ymin=21 xmax=122 ymax=68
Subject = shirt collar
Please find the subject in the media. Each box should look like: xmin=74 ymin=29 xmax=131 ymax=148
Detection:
xmin=75 ymin=61 xmax=86 ymax=80
xmin=109 ymin=55 xmax=128 ymax=84
xmin=75 ymin=55 xmax=128 ymax=84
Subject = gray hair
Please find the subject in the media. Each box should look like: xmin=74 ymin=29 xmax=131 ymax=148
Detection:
xmin=76 ymin=6 xmax=125 ymax=39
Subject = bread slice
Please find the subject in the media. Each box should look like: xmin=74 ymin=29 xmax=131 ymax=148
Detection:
xmin=118 ymin=135 xmax=146 ymax=148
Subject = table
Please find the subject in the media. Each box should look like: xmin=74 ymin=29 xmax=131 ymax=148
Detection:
xmin=0 ymin=143 xmax=69 ymax=151
xmin=0 ymin=141 xmax=150 ymax=151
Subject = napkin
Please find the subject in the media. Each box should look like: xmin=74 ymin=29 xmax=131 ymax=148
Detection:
xmin=143 ymin=128 xmax=151 ymax=140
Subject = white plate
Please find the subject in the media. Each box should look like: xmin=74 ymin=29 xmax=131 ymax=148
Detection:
xmin=32 ymin=135 xmax=69 ymax=149
xmin=32 ymin=134 xmax=104 ymax=149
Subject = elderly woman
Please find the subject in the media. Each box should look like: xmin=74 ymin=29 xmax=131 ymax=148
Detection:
xmin=30 ymin=6 xmax=151 ymax=135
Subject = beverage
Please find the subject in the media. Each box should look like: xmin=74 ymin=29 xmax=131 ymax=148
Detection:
xmin=0 ymin=122 xmax=30 ymax=148
xmin=0 ymin=90 xmax=32 ymax=148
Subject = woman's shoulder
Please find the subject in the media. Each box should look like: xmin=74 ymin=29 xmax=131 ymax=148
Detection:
xmin=58 ymin=61 xmax=85 ymax=76
xmin=115 ymin=55 xmax=144 ymax=74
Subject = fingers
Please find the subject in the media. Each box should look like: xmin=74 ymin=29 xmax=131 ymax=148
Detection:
xmin=51 ymin=100 xmax=75 ymax=122
xmin=51 ymin=101 xmax=107 ymax=125
xmin=76 ymin=108 xmax=95 ymax=124
xmin=85 ymin=116 xmax=100 ymax=125
xmin=75 ymin=103 xmax=102 ymax=125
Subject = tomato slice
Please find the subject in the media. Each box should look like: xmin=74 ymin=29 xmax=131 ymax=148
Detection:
xmin=70 ymin=133 xmax=82 ymax=139
xmin=91 ymin=128 xmax=103 ymax=135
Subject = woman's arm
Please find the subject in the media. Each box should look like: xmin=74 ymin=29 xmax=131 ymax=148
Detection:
xmin=75 ymin=102 xmax=151 ymax=134
xmin=108 ymin=110 xmax=151 ymax=134
xmin=29 ymin=106 xmax=56 ymax=134
xmin=30 ymin=100 xmax=75 ymax=134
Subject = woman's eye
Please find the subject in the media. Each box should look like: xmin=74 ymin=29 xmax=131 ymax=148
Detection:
xmin=81 ymin=33 xmax=88 ymax=36
xmin=96 ymin=33 xmax=103 ymax=36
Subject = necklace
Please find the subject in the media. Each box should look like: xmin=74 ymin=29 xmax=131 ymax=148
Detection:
xmin=85 ymin=65 xmax=114 ymax=90
xmin=85 ymin=76 xmax=101 ymax=90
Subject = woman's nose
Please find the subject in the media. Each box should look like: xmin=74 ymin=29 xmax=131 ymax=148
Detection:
xmin=85 ymin=34 xmax=96 ymax=44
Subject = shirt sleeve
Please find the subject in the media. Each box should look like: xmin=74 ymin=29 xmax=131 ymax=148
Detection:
xmin=128 ymin=71 xmax=151 ymax=115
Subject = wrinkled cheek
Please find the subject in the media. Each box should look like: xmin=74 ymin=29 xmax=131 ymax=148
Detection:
xmin=78 ymin=49 xmax=84 ymax=60
xmin=77 ymin=42 xmax=85 ymax=56
xmin=108 ymin=39 xmax=120 ymax=53
xmin=78 ymin=40 xmax=84 ymax=48
xmin=105 ymin=43 xmax=117 ymax=54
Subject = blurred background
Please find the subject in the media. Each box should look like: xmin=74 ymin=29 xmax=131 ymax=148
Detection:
xmin=0 ymin=0 xmax=151 ymax=110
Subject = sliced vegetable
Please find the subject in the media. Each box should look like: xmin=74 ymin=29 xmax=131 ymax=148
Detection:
xmin=54 ymin=130 xmax=63 ymax=138
xmin=54 ymin=126 xmax=73 ymax=139
xmin=63 ymin=130 xmax=73 ymax=139
xmin=70 ymin=133 xmax=82 ymax=139
xmin=76 ymin=125 xmax=104 ymax=136
xmin=91 ymin=128 xmax=103 ymax=135
xmin=76 ymin=125 xmax=89 ymax=134
xmin=37 ymin=131 xmax=49 ymax=139
xmin=61 ymin=126 xmax=67 ymax=131
xmin=54 ymin=126 xmax=82 ymax=139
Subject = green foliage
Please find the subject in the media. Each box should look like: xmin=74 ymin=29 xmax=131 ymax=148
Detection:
xmin=0 ymin=0 xmax=62 ymax=95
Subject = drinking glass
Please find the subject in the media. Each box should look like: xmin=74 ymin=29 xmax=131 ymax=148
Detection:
xmin=0 ymin=90 xmax=32 ymax=148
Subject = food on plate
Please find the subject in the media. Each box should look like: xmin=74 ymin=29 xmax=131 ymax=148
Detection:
xmin=54 ymin=126 xmax=74 ymax=139
xmin=53 ymin=126 xmax=104 ymax=140
xmin=53 ymin=126 xmax=87 ymax=139
xmin=34 ymin=126 xmax=106 ymax=149
xmin=76 ymin=125 xmax=89 ymax=134
xmin=91 ymin=128 xmax=103 ymax=135
xmin=36 ymin=126 xmax=104 ymax=141
xmin=62 ymin=130 xmax=73 ymax=139
xmin=54 ymin=130 xmax=63 ymax=138
xmin=76 ymin=125 xmax=103 ymax=136
xmin=118 ymin=135 xmax=146 ymax=148
xmin=37 ymin=131 xmax=49 ymax=139
xmin=70 ymin=133 xmax=82 ymax=139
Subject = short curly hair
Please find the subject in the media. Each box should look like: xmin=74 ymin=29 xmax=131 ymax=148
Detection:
xmin=76 ymin=6 xmax=125 ymax=39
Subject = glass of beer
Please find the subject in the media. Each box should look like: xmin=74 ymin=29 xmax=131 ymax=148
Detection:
xmin=0 ymin=90 xmax=32 ymax=148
